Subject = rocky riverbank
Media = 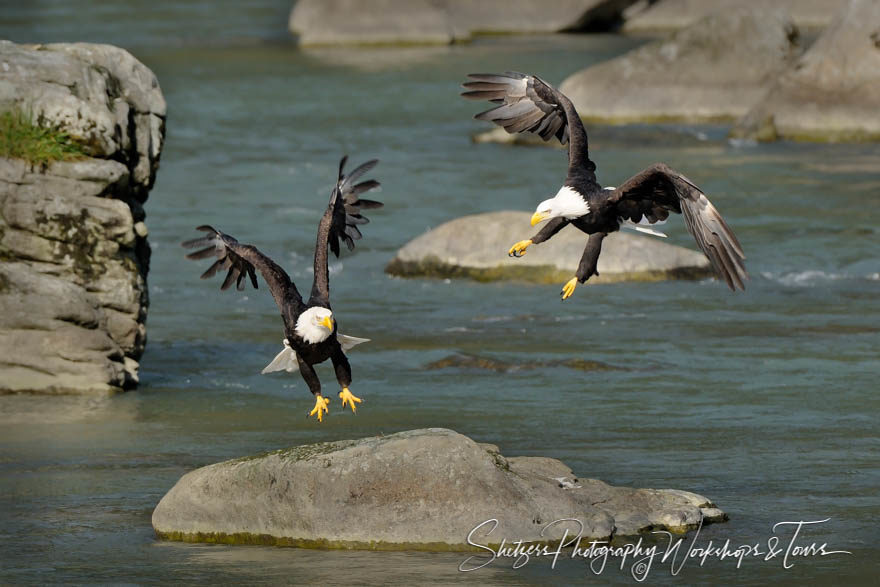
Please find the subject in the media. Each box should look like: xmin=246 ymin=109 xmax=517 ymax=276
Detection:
xmin=0 ymin=41 xmax=165 ymax=393
xmin=153 ymin=428 xmax=726 ymax=550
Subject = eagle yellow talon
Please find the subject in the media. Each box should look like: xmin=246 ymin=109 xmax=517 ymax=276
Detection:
xmin=339 ymin=387 xmax=362 ymax=413
xmin=508 ymin=239 xmax=533 ymax=258
xmin=561 ymin=277 xmax=578 ymax=300
xmin=309 ymin=394 xmax=330 ymax=422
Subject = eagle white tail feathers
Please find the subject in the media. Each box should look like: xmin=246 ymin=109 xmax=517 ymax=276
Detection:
xmin=261 ymin=340 xmax=299 ymax=374
xmin=260 ymin=336 xmax=371 ymax=375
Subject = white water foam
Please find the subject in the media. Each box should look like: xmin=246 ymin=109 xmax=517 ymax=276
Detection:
xmin=761 ymin=270 xmax=878 ymax=287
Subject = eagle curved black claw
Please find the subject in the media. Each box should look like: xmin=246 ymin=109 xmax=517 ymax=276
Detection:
xmin=560 ymin=277 xmax=578 ymax=301
xmin=508 ymin=239 xmax=533 ymax=258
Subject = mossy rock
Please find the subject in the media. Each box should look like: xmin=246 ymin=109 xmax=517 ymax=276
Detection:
xmin=153 ymin=428 xmax=727 ymax=550
xmin=385 ymin=211 xmax=712 ymax=285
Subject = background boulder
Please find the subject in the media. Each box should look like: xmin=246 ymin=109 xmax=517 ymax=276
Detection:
xmin=386 ymin=211 xmax=711 ymax=284
xmin=731 ymin=0 xmax=880 ymax=143
xmin=559 ymin=8 xmax=802 ymax=124
xmin=622 ymin=0 xmax=849 ymax=33
xmin=153 ymin=428 xmax=726 ymax=549
xmin=289 ymin=0 xmax=638 ymax=46
xmin=0 ymin=42 xmax=165 ymax=393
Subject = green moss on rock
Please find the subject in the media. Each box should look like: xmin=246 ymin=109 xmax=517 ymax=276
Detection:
xmin=155 ymin=529 xmax=534 ymax=552
xmin=0 ymin=108 xmax=88 ymax=167
xmin=386 ymin=256 xmax=712 ymax=284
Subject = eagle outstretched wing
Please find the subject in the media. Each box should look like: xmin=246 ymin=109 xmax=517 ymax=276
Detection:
xmin=607 ymin=164 xmax=748 ymax=291
xmin=182 ymin=225 xmax=304 ymax=312
xmin=310 ymin=156 xmax=383 ymax=307
xmin=462 ymin=71 xmax=571 ymax=145
xmin=462 ymin=71 xmax=596 ymax=185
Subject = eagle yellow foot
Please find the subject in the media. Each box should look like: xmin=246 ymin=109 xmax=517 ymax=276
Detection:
xmin=339 ymin=387 xmax=362 ymax=413
xmin=561 ymin=277 xmax=578 ymax=300
xmin=508 ymin=239 xmax=533 ymax=258
xmin=309 ymin=394 xmax=330 ymax=422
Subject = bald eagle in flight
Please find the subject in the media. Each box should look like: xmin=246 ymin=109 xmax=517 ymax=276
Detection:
xmin=182 ymin=156 xmax=382 ymax=422
xmin=462 ymin=71 xmax=747 ymax=299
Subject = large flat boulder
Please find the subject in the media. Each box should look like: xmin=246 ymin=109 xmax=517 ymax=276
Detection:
xmin=559 ymin=8 xmax=802 ymax=124
xmin=289 ymin=0 xmax=638 ymax=46
xmin=152 ymin=428 xmax=726 ymax=550
xmin=385 ymin=211 xmax=711 ymax=284
xmin=0 ymin=42 xmax=165 ymax=393
xmin=622 ymin=0 xmax=849 ymax=33
xmin=731 ymin=0 xmax=880 ymax=143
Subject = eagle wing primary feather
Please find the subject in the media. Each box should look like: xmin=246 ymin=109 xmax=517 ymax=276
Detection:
xmin=462 ymin=72 xmax=570 ymax=145
xmin=182 ymin=225 xmax=304 ymax=312
xmin=462 ymin=71 xmax=595 ymax=186
xmin=608 ymin=164 xmax=748 ymax=291
xmin=330 ymin=157 xmax=383 ymax=255
xmin=310 ymin=156 xmax=383 ymax=307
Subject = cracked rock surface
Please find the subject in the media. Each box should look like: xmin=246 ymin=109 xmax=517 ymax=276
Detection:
xmin=0 ymin=41 xmax=165 ymax=394
xmin=152 ymin=428 xmax=726 ymax=550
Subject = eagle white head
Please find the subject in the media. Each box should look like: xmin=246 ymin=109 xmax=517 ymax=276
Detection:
xmin=295 ymin=307 xmax=335 ymax=344
xmin=531 ymin=186 xmax=591 ymax=226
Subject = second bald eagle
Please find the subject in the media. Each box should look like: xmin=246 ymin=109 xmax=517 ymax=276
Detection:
xmin=462 ymin=71 xmax=747 ymax=299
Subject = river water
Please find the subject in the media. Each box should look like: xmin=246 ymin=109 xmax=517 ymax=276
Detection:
xmin=2 ymin=2 xmax=878 ymax=584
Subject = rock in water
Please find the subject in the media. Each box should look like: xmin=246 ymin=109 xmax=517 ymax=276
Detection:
xmin=0 ymin=41 xmax=166 ymax=393
xmin=731 ymin=0 xmax=880 ymax=143
xmin=289 ymin=0 xmax=638 ymax=46
xmin=622 ymin=0 xmax=849 ymax=33
xmin=385 ymin=211 xmax=711 ymax=284
xmin=559 ymin=8 xmax=802 ymax=124
xmin=152 ymin=428 xmax=726 ymax=549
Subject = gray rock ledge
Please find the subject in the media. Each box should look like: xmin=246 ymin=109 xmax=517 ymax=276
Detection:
xmin=385 ymin=211 xmax=711 ymax=284
xmin=152 ymin=428 xmax=726 ymax=550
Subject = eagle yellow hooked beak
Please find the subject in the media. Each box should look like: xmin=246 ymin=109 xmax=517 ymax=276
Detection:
xmin=531 ymin=211 xmax=550 ymax=226
xmin=320 ymin=315 xmax=334 ymax=331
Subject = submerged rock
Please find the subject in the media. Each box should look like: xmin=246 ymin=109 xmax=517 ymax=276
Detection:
xmin=0 ymin=41 xmax=165 ymax=393
xmin=289 ymin=0 xmax=637 ymax=46
xmin=424 ymin=353 xmax=617 ymax=373
xmin=559 ymin=8 xmax=802 ymax=124
xmin=731 ymin=0 xmax=880 ymax=143
xmin=152 ymin=428 xmax=726 ymax=550
xmin=385 ymin=211 xmax=711 ymax=284
xmin=622 ymin=0 xmax=848 ymax=33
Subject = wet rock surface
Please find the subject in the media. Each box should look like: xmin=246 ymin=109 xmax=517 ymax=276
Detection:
xmin=152 ymin=428 xmax=727 ymax=550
